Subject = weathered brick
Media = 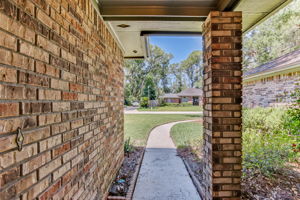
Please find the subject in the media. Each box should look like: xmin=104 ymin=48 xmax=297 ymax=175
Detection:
xmin=0 ymin=166 xmax=20 ymax=187
xmin=20 ymin=41 xmax=49 ymax=62
xmin=202 ymin=11 xmax=242 ymax=200
xmin=62 ymin=92 xmax=78 ymax=101
xmin=0 ymin=103 xmax=19 ymax=118
xmin=25 ymin=176 xmax=51 ymax=199
xmin=37 ymin=35 xmax=60 ymax=56
xmin=22 ymin=102 xmax=51 ymax=114
xmin=0 ymin=66 xmax=17 ymax=83
xmin=19 ymin=71 xmax=50 ymax=87
xmin=23 ymin=126 xmax=50 ymax=145
xmin=0 ymin=0 xmax=18 ymax=19
xmin=38 ymin=89 xmax=61 ymax=100
xmin=39 ymin=157 xmax=61 ymax=179
xmin=15 ymin=172 xmax=37 ymax=194
xmin=22 ymin=151 xmax=51 ymax=175
xmin=52 ymin=102 xmax=70 ymax=112
xmin=52 ymin=142 xmax=70 ymax=158
xmin=0 ymin=0 xmax=124 ymax=199
xmin=0 ymin=143 xmax=38 ymax=170
xmin=39 ymin=180 xmax=61 ymax=200
xmin=53 ymin=162 xmax=70 ymax=180
xmin=39 ymin=134 xmax=61 ymax=152
xmin=37 ymin=9 xmax=59 ymax=33
xmin=51 ymin=78 xmax=69 ymax=90
xmin=0 ymin=29 xmax=17 ymax=50
xmin=0 ymin=12 xmax=35 ymax=43
xmin=36 ymin=61 xmax=60 ymax=78
xmin=38 ymin=113 xmax=61 ymax=126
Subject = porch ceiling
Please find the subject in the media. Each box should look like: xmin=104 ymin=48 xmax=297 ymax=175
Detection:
xmin=98 ymin=0 xmax=292 ymax=58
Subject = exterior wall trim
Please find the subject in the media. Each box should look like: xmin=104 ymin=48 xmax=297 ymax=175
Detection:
xmin=244 ymin=64 xmax=300 ymax=82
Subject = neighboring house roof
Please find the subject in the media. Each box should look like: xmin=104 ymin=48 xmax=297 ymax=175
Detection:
xmin=177 ymin=88 xmax=203 ymax=97
xmin=159 ymin=93 xmax=180 ymax=99
xmin=244 ymin=49 xmax=300 ymax=78
xmin=159 ymin=88 xmax=203 ymax=99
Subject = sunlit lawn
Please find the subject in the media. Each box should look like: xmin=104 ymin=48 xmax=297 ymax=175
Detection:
xmin=171 ymin=121 xmax=203 ymax=149
xmin=124 ymin=114 xmax=201 ymax=146
xmin=137 ymin=105 xmax=202 ymax=112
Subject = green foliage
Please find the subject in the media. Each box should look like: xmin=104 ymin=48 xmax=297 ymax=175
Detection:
xmin=242 ymin=107 xmax=299 ymax=176
xmin=124 ymin=138 xmax=134 ymax=153
xmin=140 ymin=97 xmax=149 ymax=108
xmin=243 ymin=107 xmax=287 ymax=133
xmin=142 ymin=76 xmax=156 ymax=100
xmin=285 ymin=88 xmax=300 ymax=136
xmin=243 ymin=0 xmax=300 ymax=70
xmin=180 ymin=50 xmax=203 ymax=88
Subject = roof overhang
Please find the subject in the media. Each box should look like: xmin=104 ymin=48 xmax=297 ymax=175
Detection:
xmin=243 ymin=63 xmax=300 ymax=83
xmin=97 ymin=0 xmax=293 ymax=58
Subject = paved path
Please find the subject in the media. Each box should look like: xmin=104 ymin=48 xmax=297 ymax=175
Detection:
xmin=133 ymin=120 xmax=201 ymax=200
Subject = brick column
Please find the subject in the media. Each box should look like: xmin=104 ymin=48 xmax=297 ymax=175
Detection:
xmin=202 ymin=11 xmax=242 ymax=200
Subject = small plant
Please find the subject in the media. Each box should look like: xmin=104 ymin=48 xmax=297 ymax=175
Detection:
xmin=140 ymin=97 xmax=149 ymax=108
xmin=124 ymin=138 xmax=134 ymax=154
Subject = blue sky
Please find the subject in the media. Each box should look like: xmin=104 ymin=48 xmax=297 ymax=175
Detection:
xmin=149 ymin=36 xmax=202 ymax=64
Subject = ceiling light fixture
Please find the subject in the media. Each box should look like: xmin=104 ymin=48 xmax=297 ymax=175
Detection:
xmin=117 ymin=24 xmax=130 ymax=28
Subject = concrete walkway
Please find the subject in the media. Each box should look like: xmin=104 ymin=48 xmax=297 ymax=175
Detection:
xmin=133 ymin=121 xmax=201 ymax=200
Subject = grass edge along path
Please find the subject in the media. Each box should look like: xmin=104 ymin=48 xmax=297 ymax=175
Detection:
xmin=124 ymin=114 xmax=201 ymax=147
xmin=170 ymin=121 xmax=203 ymax=149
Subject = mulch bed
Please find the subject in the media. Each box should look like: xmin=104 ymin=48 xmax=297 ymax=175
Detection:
xmin=241 ymin=162 xmax=300 ymax=200
xmin=177 ymin=147 xmax=300 ymax=200
xmin=108 ymin=147 xmax=144 ymax=198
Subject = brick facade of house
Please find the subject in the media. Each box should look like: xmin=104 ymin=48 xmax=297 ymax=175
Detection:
xmin=0 ymin=0 xmax=124 ymax=199
xmin=202 ymin=11 xmax=243 ymax=200
xmin=243 ymin=71 xmax=300 ymax=108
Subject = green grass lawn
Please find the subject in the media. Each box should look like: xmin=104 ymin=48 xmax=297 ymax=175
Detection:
xmin=124 ymin=114 xmax=201 ymax=146
xmin=137 ymin=104 xmax=202 ymax=112
xmin=170 ymin=121 xmax=203 ymax=149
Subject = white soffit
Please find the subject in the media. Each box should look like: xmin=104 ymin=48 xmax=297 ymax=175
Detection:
xmin=108 ymin=20 xmax=203 ymax=58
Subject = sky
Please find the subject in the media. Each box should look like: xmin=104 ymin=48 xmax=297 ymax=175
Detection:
xmin=149 ymin=36 xmax=202 ymax=64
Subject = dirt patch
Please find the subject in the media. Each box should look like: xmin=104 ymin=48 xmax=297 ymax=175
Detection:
xmin=177 ymin=147 xmax=203 ymax=183
xmin=177 ymin=147 xmax=300 ymax=200
xmin=108 ymin=147 xmax=144 ymax=197
xmin=241 ymin=162 xmax=300 ymax=200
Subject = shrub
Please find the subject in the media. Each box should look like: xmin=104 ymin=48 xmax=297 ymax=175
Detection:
xmin=243 ymin=107 xmax=287 ymax=133
xmin=242 ymin=107 xmax=299 ymax=176
xmin=140 ymin=97 xmax=149 ymax=108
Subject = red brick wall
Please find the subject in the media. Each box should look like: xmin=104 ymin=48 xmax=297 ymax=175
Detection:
xmin=0 ymin=0 xmax=124 ymax=199
xmin=202 ymin=11 xmax=243 ymax=200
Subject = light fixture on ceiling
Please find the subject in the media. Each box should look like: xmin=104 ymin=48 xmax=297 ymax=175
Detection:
xmin=117 ymin=24 xmax=130 ymax=28
xmin=133 ymin=50 xmax=137 ymax=54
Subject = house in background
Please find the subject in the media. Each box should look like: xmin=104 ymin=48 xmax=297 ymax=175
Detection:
xmin=159 ymin=88 xmax=203 ymax=105
xmin=243 ymin=49 xmax=300 ymax=108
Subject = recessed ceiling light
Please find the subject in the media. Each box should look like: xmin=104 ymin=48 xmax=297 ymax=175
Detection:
xmin=117 ymin=24 xmax=130 ymax=28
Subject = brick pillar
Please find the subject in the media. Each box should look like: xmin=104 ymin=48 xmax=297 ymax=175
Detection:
xmin=202 ymin=11 xmax=242 ymax=200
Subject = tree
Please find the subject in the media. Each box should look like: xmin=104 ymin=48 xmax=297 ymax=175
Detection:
xmin=243 ymin=0 xmax=300 ymax=71
xmin=170 ymin=63 xmax=185 ymax=93
xmin=180 ymin=50 xmax=203 ymax=88
xmin=142 ymin=76 xmax=157 ymax=100
xmin=146 ymin=45 xmax=173 ymax=94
